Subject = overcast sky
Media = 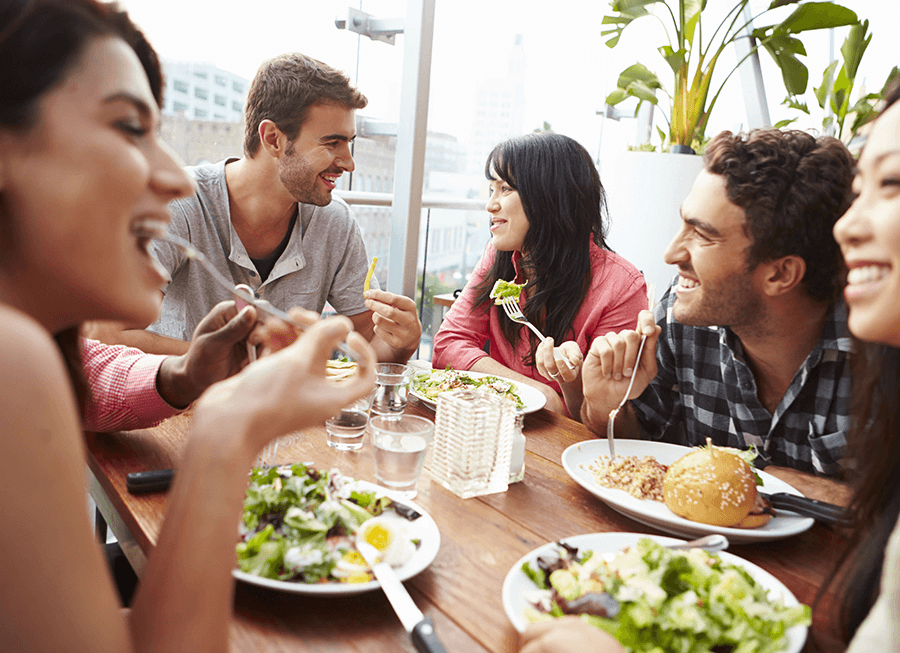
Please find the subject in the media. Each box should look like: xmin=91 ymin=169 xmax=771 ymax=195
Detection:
xmin=120 ymin=0 xmax=900 ymax=158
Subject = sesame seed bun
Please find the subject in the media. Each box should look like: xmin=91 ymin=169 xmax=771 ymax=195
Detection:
xmin=663 ymin=445 xmax=759 ymax=527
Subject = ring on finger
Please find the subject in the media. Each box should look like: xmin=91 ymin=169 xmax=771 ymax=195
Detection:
xmin=549 ymin=371 xmax=561 ymax=379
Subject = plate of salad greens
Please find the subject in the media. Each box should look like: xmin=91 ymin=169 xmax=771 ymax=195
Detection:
xmin=234 ymin=464 xmax=440 ymax=596
xmin=502 ymin=533 xmax=809 ymax=653
xmin=411 ymin=367 xmax=546 ymax=413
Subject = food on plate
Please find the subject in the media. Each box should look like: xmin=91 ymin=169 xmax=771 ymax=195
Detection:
xmin=326 ymin=357 xmax=358 ymax=381
xmin=489 ymin=278 xmax=527 ymax=304
xmin=237 ymin=465 xmax=419 ymax=584
xmin=413 ymin=367 xmax=525 ymax=410
xmin=587 ymin=455 xmax=668 ymax=501
xmin=520 ymin=537 xmax=810 ymax=653
xmin=663 ymin=441 xmax=773 ymax=528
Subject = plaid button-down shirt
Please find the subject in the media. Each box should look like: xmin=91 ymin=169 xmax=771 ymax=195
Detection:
xmin=631 ymin=283 xmax=853 ymax=476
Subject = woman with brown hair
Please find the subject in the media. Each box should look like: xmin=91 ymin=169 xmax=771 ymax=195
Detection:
xmin=0 ymin=1 xmax=375 ymax=651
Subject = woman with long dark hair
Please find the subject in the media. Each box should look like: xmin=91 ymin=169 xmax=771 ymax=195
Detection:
xmin=433 ymin=132 xmax=647 ymax=418
xmin=0 ymin=1 xmax=375 ymax=651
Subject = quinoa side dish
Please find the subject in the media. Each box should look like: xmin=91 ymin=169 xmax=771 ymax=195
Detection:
xmin=586 ymin=455 xmax=668 ymax=501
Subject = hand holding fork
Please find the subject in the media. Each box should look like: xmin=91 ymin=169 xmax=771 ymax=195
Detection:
xmin=499 ymin=295 xmax=576 ymax=377
xmin=606 ymin=283 xmax=656 ymax=458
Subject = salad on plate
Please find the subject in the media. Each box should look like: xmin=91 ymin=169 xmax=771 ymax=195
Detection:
xmin=519 ymin=537 xmax=810 ymax=653
xmin=412 ymin=366 xmax=525 ymax=410
xmin=237 ymin=464 xmax=420 ymax=584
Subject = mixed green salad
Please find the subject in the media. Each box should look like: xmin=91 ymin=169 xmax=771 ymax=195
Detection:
xmin=237 ymin=464 xmax=418 ymax=584
xmin=489 ymin=278 xmax=527 ymax=304
xmin=521 ymin=538 xmax=810 ymax=653
xmin=413 ymin=367 xmax=525 ymax=410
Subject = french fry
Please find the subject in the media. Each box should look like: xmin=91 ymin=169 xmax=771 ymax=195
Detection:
xmin=364 ymin=256 xmax=378 ymax=292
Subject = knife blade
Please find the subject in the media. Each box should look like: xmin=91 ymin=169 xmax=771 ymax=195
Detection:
xmin=760 ymin=492 xmax=850 ymax=526
xmin=357 ymin=543 xmax=447 ymax=653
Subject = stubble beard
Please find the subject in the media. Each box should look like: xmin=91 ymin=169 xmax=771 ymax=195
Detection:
xmin=278 ymin=145 xmax=332 ymax=207
xmin=673 ymin=267 xmax=765 ymax=332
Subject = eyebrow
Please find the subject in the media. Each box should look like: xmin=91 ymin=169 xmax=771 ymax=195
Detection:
xmin=681 ymin=212 xmax=722 ymax=238
xmin=319 ymin=133 xmax=354 ymax=143
xmin=103 ymin=91 xmax=153 ymax=117
xmin=872 ymin=148 xmax=900 ymax=165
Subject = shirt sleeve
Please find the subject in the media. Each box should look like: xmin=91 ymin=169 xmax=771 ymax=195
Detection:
xmin=81 ymin=339 xmax=181 ymax=432
xmin=325 ymin=209 xmax=374 ymax=317
xmin=631 ymin=284 xmax=684 ymax=441
xmin=432 ymin=247 xmax=494 ymax=371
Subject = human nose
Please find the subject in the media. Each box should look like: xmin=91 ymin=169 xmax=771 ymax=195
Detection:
xmin=663 ymin=226 xmax=687 ymax=266
xmin=150 ymin=140 xmax=194 ymax=200
xmin=486 ymin=190 xmax=499 ymax=213
xmin=833 ymin=194 xmax=867 ymax=249
xmin=336 ymin=144 xmax=355 ymax=173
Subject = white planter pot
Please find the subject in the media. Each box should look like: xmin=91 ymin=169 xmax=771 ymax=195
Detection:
xmin=601 ymin=151 xmax=705 ymax=301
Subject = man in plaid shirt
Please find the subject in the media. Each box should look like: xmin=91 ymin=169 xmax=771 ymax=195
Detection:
xmin=581 ymin=129 xmax=856 ymax=503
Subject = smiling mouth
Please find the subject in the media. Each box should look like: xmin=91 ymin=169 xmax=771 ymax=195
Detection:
xmin=320 ymin=173 xmax=340 ymax=189
xmin=846 ymin=264 xmax=890 ymax=286
xmin=677 ymin=275 xmax=700 ymax=290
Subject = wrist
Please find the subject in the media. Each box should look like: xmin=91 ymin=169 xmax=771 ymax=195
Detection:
xmin=156 ymin=355 xmax=199 ymax=409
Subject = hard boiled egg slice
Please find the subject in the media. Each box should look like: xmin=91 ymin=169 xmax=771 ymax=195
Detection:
xmin=356 ymin=516 xmax=416 ymax=567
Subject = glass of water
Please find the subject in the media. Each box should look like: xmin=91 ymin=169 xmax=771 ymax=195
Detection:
xmin=370 ymin=414 xmax=434 ymax=499
xmin=325 ymin=391 xmax=375 ymax=451
xmin=371 ymin=362 xmax=411 ymax=417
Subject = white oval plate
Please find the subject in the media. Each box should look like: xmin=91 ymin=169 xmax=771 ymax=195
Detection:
xmin=502 ymin=532 xmax=806 ymax=653
xmin=411 ymin=368 xmax=547 ymax=414
xmin=233 ymin=482 xmax=440 ymax=596
xmin=562 ymin=440 xmax=814 ymax=544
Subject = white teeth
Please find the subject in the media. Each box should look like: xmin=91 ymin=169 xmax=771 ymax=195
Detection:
xmin=131 ymin=218 xmax=167 ymax=239
xmin=847 ymin=265 xmax=890 ymax=285
xmin=678 ymin=276 xmax=700 ymax=289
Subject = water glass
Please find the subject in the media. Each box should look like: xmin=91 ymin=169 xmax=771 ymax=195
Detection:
xmin=325 ymin=392 xmax=375 ymax=451
xmin=370 ymin=414 xmax=434 ymax=499
xmin=371 ymin=362 xmax=411 ymax=417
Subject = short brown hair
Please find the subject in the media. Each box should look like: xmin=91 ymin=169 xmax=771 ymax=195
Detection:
xmin=242 ymin=53 xmax=367 ymax=157
xmin=703 ymin=129 xmax=855 ymax=303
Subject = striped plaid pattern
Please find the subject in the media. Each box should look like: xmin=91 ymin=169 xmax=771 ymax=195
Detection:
xmin=631 ymin=283 xmax=852 ymax=476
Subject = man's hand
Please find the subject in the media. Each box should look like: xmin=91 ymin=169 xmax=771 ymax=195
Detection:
xmin=364 ymin=289 xmax=422 ymax=362
xmin=156 ymin=301 xmax=257 ymax=408
xmin=520 ymin=617 xmax=624 ymax=653
xmin=581 ymin=310 xmax=660 ymax=435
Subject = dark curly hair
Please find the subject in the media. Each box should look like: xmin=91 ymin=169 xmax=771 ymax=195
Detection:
xmin=703 ymin=129 xmax=855 ymax=303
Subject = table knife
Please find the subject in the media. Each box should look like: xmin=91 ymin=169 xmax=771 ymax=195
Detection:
xmin=760 ymin=492 xmax=849 ymax=526
xmin=357 ymin=543 xmax=447 ymax=653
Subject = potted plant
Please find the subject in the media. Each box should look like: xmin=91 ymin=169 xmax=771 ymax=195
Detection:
xmin=601 ymin=0 xmax=859 ymax=153
xmin=778 ymin=19 xmax=899 ymax=149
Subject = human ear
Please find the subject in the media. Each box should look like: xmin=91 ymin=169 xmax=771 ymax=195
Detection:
xmin=258 ymin=120 xmax=287 ymax=158
xmin=760 ymin=255 xmax=806 ymax=296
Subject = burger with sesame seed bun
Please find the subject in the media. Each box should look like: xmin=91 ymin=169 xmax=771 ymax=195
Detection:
xmin=663 ymin=439 xmax=774 ymax=529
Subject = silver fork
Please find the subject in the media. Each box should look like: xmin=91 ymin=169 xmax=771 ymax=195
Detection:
xmin=499 ymin=296 xmax=574 ymax=370
xmin=607 ymin=283 xmax=655 ymax=459
xmin=255 ymin=440 xmax=279 ymax=469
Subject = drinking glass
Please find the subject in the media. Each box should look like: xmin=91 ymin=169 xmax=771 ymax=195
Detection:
xmin=371 ymin=362 xmax=411 ymax=417
xmin=370 ymin=414 xmax=434 ymax=499
xmin=325 ymin=391 xmax=375 ymax=451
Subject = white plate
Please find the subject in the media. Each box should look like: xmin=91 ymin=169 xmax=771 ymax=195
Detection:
xmin=411 ymin=369 xmax=547 ymax=414
xmin=502 ymin=532 xmax=806 ymax=653
xmin=233 ymin=482 xmax=440 ymax=596
xmin=562 ymin=440 xmax=814 ymax=544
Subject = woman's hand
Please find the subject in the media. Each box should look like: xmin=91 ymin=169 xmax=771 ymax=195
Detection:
xmin=519 ymin=617 xmax=624 ymax=653
xmin=535 ymin=338 xmax=582 ymax=385
xmin=194 ymin=315 xmax=376 ymax=451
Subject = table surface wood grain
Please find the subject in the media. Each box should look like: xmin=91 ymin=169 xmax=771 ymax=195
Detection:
xmin=86 ymin=397 xmax=850 ymax=653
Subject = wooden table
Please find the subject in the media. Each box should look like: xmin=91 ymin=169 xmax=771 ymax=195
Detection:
xmin=86 ymin=398 xmax=848 ymax=652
